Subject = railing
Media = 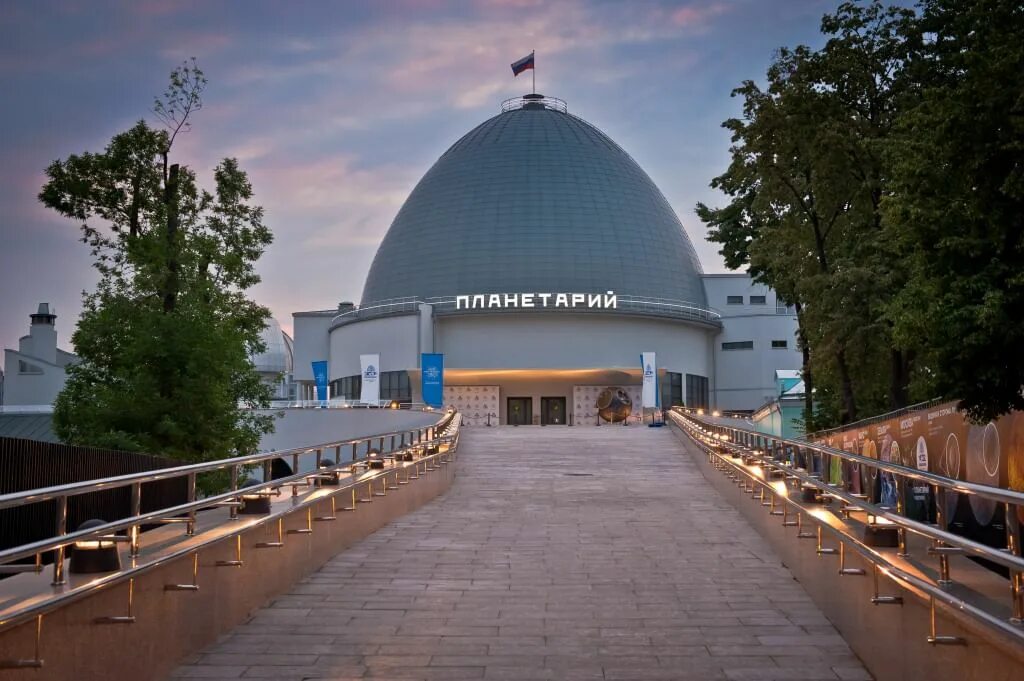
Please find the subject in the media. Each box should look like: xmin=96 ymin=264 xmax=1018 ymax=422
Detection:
xmin=331 ymin=294 xmax=723 ymax=328
xmin=501 ymin=94 xmax=567 ymax=114
xmin=668 ymin=407 xmax=1024 ymax=649
xmin=0 ymin=408 xmax=460 ymax=647
xmin=267 ymin=399 xmax=434 ymax=410
xmin=806 ymin=397 xmax=945 ymax=439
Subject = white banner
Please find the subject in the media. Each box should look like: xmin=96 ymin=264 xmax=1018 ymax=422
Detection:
xmin=360 ymin=353 xmax=380 ymax=404
xmin=641 ymin=352 xmax=657 ymax=408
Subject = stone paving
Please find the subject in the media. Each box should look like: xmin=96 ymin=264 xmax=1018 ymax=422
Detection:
xmin=171 ymin=426 xmax=871 ymax=681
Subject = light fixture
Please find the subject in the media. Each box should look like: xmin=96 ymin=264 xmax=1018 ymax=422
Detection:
xmin=863 ymin=515 xmax=900 ymax=547
xmin=319 ymin=458 xmax=341 ymax=486
xmin=367 ymin=449 xmax=385 ymax=469
xmin=238 ymin=478 xmax=272 ymax=515
xmin=697 ymin=409 xmax=704 ymax=416
xmin=396 ymin=448 xmax=414 ymax=462
xmin=390 ymin=400 xmax=400 ymax=410
xmin=712 ymin=410 xmax=721 ymax=417
xmin=69 ymin=519 xmax=121 ymax=574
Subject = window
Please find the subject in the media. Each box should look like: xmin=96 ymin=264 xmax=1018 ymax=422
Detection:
xmin=722 ymin=341 xmax=754 ymax=351
xmin=662 ymin=372 xmax=684 ymax=407
xmin=18 ymin=360 xmax=42 ymax=374
xmin=332 ymin=371 xmax=411 ymax=403
xmin=750 ymin=295 xmax=766 ymax=305
xmin=685 ymin=374 xmax=709 ymax=411
xmin=726 ymin=295 xmax=743 ymax=305
xmin=776 ymin=300 xmax=796 ymax=314
xmin=771 ymin=340 xmax=788 ymax=349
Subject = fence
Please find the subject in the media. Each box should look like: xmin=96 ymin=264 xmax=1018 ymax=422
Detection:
xmin=0 ymin=437 xmax=187 ymax=571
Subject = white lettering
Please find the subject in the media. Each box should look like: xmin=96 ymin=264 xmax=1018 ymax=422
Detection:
xmin=456 ymin=295 xmax=469 ymax=310
xmin=472 ymin=294 xmax=485 ymax=309
xmin=555 ymin=293 xmax=569 ymax=307
xmin=504 ymin=293 xmax=518 ymax=307
xmin=604 ymin=291 xmax=617 ymax=308
xmin=488 ymin=294 xmax=502 ymax=308
xmin=588 ymin=294 xmax=601 ymax=308
xmin=571 ymin=293 xmax=585 ymax=307
xmin=538 ymin=293 xmax=552 ymax=307
xmin=521 ymin=293 xmax=535 ymax=308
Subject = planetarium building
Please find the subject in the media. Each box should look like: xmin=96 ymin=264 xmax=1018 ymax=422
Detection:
xmin=293 ymin=94 xmax=799 ymax=425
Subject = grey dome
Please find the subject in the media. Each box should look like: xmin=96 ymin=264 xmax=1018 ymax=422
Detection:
xmin=250 ymin=318 xmax=293 ymax=375
xmin=360 ymin=97 xmax=705 ymax=307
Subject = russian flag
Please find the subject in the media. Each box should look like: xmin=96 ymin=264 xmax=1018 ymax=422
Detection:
xmin=511 ymin=52 xmax=534 ymax=77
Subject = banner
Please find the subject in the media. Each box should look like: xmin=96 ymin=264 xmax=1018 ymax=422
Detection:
xmin=421 ymin=353 xmax=444 ymax=408
xmin=311 ymin=361 xmax=328 ymax=403
xmin=360 ymin=354 xmax=380 ymax=404
xmin=641 ymin=352 xmax=658 ymax=409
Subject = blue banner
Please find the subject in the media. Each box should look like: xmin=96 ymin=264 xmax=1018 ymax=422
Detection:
xmin=311 ymin=360 xmax=329 ymax=402
xmin=421 ymin=353 xmax=444 ymax=408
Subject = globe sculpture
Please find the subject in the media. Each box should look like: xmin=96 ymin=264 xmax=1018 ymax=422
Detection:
xmin=596 ymin=387 xmax=632 ymax=423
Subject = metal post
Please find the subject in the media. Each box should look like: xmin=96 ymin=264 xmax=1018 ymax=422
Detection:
xmin=1006 ymin=502 xmax=1024 ymax=623
xmin=314 ymin=449 xmax=322 ymax=488
xmin=292 ymin=453 xmax=300 ymax=497
xmin=895 ymin=477 xmax=908 ymax=557
xmin=186 ymin=472 xmax=197 ymax=536
xmin=51 ymin=496 xmax=68 ymax=586
xmin=934 ymin=484 xmax=952 ymax=586
xmin=229 ymin=465 xmax=239 ymax=520
xmin=129 ymin=481 xmax=142 ymax=557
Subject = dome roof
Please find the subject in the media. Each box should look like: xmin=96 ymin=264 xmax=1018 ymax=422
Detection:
xmin=250 ymin=318 xmax=293 ymax=375
xmin=360 ymin=96 xmax=706 ymax=307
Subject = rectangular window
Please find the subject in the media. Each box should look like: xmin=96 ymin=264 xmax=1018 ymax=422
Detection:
xmin=722 ymin=341 xmax=754 ymax=351
xmin=771 ymin=340 xmax=788 ymax=349
xmin=750 ymin=295 xmax=766 ymax=305
xmin=726 ymin=295 xmax=743 ymax=305
xmin=662 ymin=371 xmax=684 ymax=407
xmin=685 ymin=374 xmax=709 ymax=411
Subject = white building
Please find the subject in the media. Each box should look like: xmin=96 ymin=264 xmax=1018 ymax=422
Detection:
xmin=292 ymin=94 xmax=800 ymax=424
xmin=251 ymin=318 xmax=296 ymax=401
xmin=1 ymin=303 xmax=78 ymax=406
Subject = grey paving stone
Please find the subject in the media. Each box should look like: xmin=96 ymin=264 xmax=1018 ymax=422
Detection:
xmin=170 ymin=427 xmax=870 ymax=681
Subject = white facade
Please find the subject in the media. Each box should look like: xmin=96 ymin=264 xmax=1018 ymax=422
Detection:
xmin=1 ymin=304 xmax=78 ymax=406
xmin=703 ymin=275 xmax=803 ymax=411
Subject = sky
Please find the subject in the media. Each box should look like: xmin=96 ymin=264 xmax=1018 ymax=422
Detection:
xmin=0 ymin=0 xmax=840 ymax=360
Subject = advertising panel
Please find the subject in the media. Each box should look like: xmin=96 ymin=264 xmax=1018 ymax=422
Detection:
xmin=421 ymin=353 xmax=444 ymax=408
xmin=641 ymin=352 xmax=658 ymax=409
xmin=812 ymin=401 xmax=1024 ymax=560
xmin=359 ymin=354 xmax=380 ymax=405
xmin=311 ymin=360 xmax=329 ymax=404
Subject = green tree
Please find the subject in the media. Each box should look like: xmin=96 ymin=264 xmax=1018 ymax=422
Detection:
xmin=698 ymin=1 xmax=919 ymax=428
xmin=40 ymin=60 xmax=275 ymax=460
xmin=884 ymin=0 xmax=1024 ymax=423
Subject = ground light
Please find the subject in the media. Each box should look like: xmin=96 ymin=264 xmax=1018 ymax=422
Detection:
xmin=367 ymin=449 xmax=385 ymax=469
xmin=238 ymin=478 xmax=272 ymax=515
xmin=69 ymin=519 xmax=121 ymax=574
xmin=318 ymin=458 xmax=341 ymax=486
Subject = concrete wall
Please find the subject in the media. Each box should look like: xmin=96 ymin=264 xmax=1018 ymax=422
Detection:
xmin=1 ymin=350 xmax=67 ymax=406
xmin=256 ymin=408 xmax=441 ymax=453
xmin=291 ymin=313 xmax=334 ymax=381
xmin=328 ymin=314 xmax=420 ymax=380
xmin=703 ymin=274 xmax=801 ymax=411
xmin=435 ymin=313 xmax=712 ymax=376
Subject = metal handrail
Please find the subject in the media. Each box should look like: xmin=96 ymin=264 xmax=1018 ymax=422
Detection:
xmin=501 ymin=95 xmax=567 ymax=113
xmin=0 ymin=409 xmax=458 ymax=586
xmin=669 ymin=408 xmax=1024 ymax=631
xmin=671 ymin=412 xmax=1024 ymax=649
xmin=674 ymin=407 xmax=1024 ymax=507
xmin=0 ymin=414 xmax=461 ymax=638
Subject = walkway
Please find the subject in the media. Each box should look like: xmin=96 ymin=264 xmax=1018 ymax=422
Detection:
xmin=172 ymin=426 xmax=870 ymax=681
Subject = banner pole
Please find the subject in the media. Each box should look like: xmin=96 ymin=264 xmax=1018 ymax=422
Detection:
xmin=533 ymin=50 xmax=536 ymax=94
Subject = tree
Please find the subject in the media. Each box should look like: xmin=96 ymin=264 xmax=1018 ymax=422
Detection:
xmin=698 ymin=1 xmax=920 ymax=428
xmin=40 ymin=60 xmax=275 ymax=461
xmin=884 ymin=0 xmax=1024 ymax=423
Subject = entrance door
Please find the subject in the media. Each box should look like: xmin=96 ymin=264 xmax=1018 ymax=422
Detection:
xmin=507 ymin=397 xmax=532 ymax=426
xmin=541 ymin=397 xmax=567 ymax=425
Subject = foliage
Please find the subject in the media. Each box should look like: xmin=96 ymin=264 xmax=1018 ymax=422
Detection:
xmin=40 ymin=60 xmax=276 ymax=462
xmin=883 ymin=0 xmax=1024 ymax=422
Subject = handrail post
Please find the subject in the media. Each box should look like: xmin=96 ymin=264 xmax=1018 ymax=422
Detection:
xmin=314 ymin=449 xmax=322 ymax=488
xmin=129 ymin=482 xmax=142 ymax=557
xmin=51 ymin=496 xmax=68 ymax=586
xmin=292 ymin=453 xmax=300 ymax=497
xmin=1007 ymin=502 xmax=1023 ymax=623
xmin=229 ymin=465 xmax=239 ymax=520
xmin=186 ymin=472 xmax=197 ymax=536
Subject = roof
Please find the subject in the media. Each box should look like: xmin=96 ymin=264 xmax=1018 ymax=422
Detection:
xmin=775 ymin=369 xmax=802 ymax=380
xmin=0 ymin=413 xmax=60 ymax=443
xmin=360 ymin=96 xmax=706 ymax=307
xmin=782 ymin=380 xmax=806 ymax=396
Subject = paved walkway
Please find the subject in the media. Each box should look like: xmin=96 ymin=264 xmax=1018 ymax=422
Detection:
xmin=172 ymin=426 xmax=870 ymax=681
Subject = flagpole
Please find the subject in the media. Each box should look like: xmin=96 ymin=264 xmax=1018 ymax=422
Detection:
xmin=532 ymin=50 xmax=536 ymax=94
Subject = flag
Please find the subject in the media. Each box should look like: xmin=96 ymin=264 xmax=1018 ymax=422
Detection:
xmin=511 ymin=52 xmax=534 ymax=77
